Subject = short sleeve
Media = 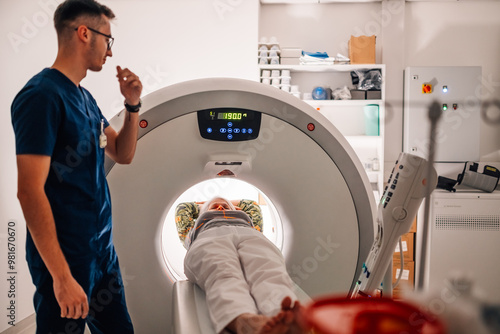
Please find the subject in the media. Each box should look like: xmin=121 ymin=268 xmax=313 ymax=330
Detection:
xmin=11 ymin=88 xmax=61 ymax=156
xmin=238 ymin=199 xmax=263 ymax=232
xmin=175 ymin=202 xmax=200 ymax=243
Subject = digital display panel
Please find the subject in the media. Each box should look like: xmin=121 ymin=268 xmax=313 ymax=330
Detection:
xmin=205 ymin=110 xmax=255 ymax=121
xmin=217 ymin=112 xmax=245 ymax=120
xmin=197 ymin=108 xmax=261 ymax=142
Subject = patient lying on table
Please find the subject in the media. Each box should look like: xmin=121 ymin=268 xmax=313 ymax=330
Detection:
xmin=176 ymin=197 xmax=301 ymax=334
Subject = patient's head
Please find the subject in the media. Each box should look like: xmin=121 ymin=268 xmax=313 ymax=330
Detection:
xmin=200 ymin=197 xmax=236 ymax=215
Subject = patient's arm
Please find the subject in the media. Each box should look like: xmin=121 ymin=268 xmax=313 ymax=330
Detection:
xmin=175 ymin=202 xmax=199 ymax=243
xmin=237 ymin=200 xmax=263 ymax=232
xmin=230 ymin=199 xmax=243 ymax=210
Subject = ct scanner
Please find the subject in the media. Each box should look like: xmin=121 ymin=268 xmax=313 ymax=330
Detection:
xmin=104 ymin=78 xmax=377 ymax=333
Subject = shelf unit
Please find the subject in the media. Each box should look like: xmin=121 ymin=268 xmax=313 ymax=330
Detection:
xmin=259 ymin=64 xmax=385 ymax=197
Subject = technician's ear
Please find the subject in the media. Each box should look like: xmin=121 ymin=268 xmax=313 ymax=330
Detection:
xmin=74 ymin=26 xmax=91 ymax=44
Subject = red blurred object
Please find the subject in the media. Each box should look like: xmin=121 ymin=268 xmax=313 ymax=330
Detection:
xmin=307 ymin=123 xmax=315 ymax=131
xmin=301 ymin=296 xmax=445 ymax=334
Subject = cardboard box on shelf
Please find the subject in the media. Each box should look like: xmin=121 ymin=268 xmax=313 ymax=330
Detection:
xmin=366 ymin=90 xmax=381 ymax=99
xmin=409 ymin=217 xmax=417 ymax=233
xmin=348 ymin=35 xmax=376 ymax=64
xmin=392 ymin=260 xmax=415 ymax=298
xmin=350 ymin=89 xmax=366 ymax=100
xmin=393 ymin=232 xmax=414 ymax=262
xmin=392 ymin=285 xmax=414 ymax=300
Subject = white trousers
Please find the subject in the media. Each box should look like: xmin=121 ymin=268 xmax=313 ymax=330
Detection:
xmin=184 ymin=226 xmax=297 ymax=334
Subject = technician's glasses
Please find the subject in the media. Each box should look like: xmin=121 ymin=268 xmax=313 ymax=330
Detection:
xmin=75 ymin=26 xmax=114 ymax=50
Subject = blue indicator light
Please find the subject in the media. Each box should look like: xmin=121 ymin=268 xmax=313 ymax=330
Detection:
xmin=248 ymin=128 xmax=253 ymax=134
xmin=220 ymin=128 xmax=226 ymax=133
xmin=227 ymin=134 xmax=233 ymax=140
xmin=227 ymin=122 xmax=233 ymax=127
xmin=234 ymin=128 xmax=240 ymax=133
xmin=242 ymin=129 xmax=247 ymax=134
xmin=207 ymin=127 xmax=212 ymax=133
xmin=227 ymin=128 xmax=233 ymax=133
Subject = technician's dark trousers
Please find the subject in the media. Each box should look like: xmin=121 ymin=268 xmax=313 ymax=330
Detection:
xmin=29 ymin=254 xmax=134 ymax=334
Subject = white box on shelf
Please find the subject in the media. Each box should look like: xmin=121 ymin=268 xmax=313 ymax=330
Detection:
xmin=280 ymin=58 xmax=300 ymax=65
xmin=281 ymin=48 xmax=302 ymax=58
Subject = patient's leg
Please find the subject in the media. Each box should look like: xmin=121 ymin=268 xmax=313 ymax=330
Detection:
xmin=184 ymin=230 xmax=258 ymax=333
xmin=237 ymin=229 xmax=297 ymax=316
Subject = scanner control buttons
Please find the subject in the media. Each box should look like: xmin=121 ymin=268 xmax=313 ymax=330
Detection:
xmin=216 ymin=127 xmax=254 ymax=138
xmin=383 ymin=191 xmax=394 ymax=209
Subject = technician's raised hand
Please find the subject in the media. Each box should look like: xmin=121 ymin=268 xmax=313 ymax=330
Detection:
xmin=106 ymin=66 xmax=142 ymax=164
xmin=116 ymin=66 xmax=143 ymax=105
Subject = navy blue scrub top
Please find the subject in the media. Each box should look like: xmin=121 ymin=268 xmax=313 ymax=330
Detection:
xmin=12 ymin=68 xmax=113 ymax=268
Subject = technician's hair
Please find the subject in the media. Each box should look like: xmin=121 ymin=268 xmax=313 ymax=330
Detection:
xmin=54 ymin=0 xmax=115 ymax=38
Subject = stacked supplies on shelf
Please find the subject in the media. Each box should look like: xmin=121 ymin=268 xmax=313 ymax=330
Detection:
xmin=300 ymin=51 xmax=334 ymax=65
xmin=349 ymin=69 xmax=382 ymax=100
xmin=258 ymin=37 xmax=280 ymax=65
xmin=260 ymin=69 xmax=300 ymax=99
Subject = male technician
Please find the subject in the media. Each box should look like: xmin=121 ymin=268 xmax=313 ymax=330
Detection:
xmin=11 ymin=0 xmax=142 ymax=332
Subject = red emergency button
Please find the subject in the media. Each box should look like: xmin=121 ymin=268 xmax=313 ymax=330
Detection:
xmin=307 ymin=123 xmax=315 ymax=131
xmin=422 ymin=84 xmax=432 ymax=94
xmin=139 ymin=119 xmax=148 ymax=128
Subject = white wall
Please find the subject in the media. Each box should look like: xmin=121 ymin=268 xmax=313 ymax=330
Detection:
xmin=0 ymin=0 xmax=258 ymax=330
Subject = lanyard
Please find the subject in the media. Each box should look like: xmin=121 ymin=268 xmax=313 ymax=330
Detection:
xmin=99 ymin=119 xmax=107 ymax=149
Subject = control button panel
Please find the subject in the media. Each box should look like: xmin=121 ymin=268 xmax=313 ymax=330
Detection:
xmin=383 ymin=164 xmax=404 ymax=208
xmin=197 ymin=108 xmax=261 ymax=142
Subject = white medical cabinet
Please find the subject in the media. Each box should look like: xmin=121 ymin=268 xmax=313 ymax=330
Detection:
xmin=417 ymin=190 xmax=500 ymax=302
